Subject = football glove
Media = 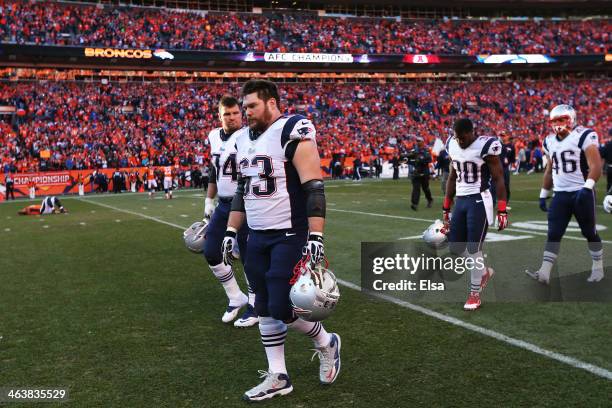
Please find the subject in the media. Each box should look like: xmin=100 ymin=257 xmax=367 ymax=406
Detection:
xmin=442 ymin=196 xmax=453 ymax=231
xmin=302 ymin=232 xmax=324 ymax=268
xmin=539 ymin=188 xmax=551 ymax=212
xmin=497 ymin=200 xmax=508 ymax=231
xmin=204 ymin=197 xmax=215 ymax=219
xmin=222 ymin=229 xmax=238 ymax=266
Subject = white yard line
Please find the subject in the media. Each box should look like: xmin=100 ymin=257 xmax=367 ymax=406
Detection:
xmin=338 ymin=279 xmax=612 ymax=381
xmin=328 ymin=208 xmax=612 ymax=244
xmin=80 ymin=198 xmax=612 ymax=381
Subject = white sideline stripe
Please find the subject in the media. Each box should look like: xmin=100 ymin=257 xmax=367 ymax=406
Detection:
xmin=78 ymin=199 xmax=186 ymax=230
xmin=337 ymin=279 xmax=612 ymax=381
xmin=329 ymin=208 xmax=612 ymax=244
xmin=79 ymin=198 xmax=612 ymax=380
xmin=398 ymin=235 xmax=423 ymax=240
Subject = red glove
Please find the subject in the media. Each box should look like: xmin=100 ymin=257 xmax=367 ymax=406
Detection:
xmin=497 ymin=200 xmax=508 ymax=231
xmin=442 ymin=196 xmax=453 ymax=233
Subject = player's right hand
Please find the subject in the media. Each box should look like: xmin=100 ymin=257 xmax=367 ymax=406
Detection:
xmin=204 ymin=197 xmax=215 ymax=219
xmin=222 ymin=229 xmax=238 ymax=266
xmin=539 ymin=188 xmax=551 ymax=212
xmin=442 ymin=196 xmax=453 ymax=231
xmin=539 ymin=197 xmax=548 ymax=212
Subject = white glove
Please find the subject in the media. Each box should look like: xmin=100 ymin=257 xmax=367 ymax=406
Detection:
xmin=222 ymin=229 xmax=238 ymax=266
xmin=302 ymin=232 xmax=324 ymax=268
xmin=204 ymin=197 xmax=215 ymax=219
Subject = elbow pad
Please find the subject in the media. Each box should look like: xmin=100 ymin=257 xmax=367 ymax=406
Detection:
xmin=303 ymin=179 xmax=326 ymax=218
xmin=231 ymin=176 xmax=246 ymax=212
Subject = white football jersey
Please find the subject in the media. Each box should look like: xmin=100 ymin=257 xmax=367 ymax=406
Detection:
xmin=446 ymin=136 xmax=502 ymax=196
xmin=235 ymin=114 xmax=317 ymax=230
xmin=208 ymin=127 xmax=242 ymax=198
xmin=40 ymin=196 xmax=57 ymax=214
xmin=542 ymin=126 xmax=599 ymax=192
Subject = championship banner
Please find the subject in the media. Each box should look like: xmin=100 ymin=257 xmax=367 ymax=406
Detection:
xmin=0 ymin=168 xmax=149 ymax=201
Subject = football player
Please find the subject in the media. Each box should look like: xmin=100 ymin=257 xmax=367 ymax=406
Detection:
xmin=163 ymin=165 xmax=173 ymax=199
xmin=527 ymin=104 xmax=604 ymax=283
xmin=18 ymin=196 xmax=67 ymax=215
xmin=203 ymin=95 xmax=257 ymax=327
xmin=222 ymin=80 xmax=340 ymax=401
xmin=444 ymin=118 xmax=508 ymax=311
xmin=146 ymin=164 xmax=157 ymax=198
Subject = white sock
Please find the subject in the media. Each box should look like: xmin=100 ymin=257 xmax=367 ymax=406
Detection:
xmin=259 ymin=317 xmax=287 ymax=374
xmin=588 ymin=248 xmax=604 ymax=282
xmin=539 ymin=251 xmax=557 ymax=279
xmin=288 ymin=318 xmax=331 ymax=348
xmin=590 ymin=248 xmax=603 ymax=271
xmin=243 ymin=271 xmax=256 ymax=307
xmin=210 ymin=263 xmax=245 ymax=306
xmin=468 ymin=251 xmax=485 ymax=293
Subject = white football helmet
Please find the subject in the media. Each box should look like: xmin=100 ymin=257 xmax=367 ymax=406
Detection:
xmin=549 ymin=104 xmax=576 ymax=135
xmin=183 ymin=220 xmax=208 ymax=253
xmin=290 ymin=264 xmax=340 ymax=322
xmin=603 ymin=195 xmax=612 ymax=214
xmin=423 ymin=219 xmax=449 ymax=249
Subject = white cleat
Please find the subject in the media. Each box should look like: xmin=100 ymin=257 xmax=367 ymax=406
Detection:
xmin=525 ymin=269 xmax=550 ymax=285
xmin=221 ymin=294 xmax=248 ymax=323
xmin=242 ymin=371 xmax=293 ymax=402
xmin=311 ymin=333 xmax=341 ymax=385
xmin=587 ymin=268 xmax=604 ymax=283
xmin=234 ymin=305 xmax=259 ymax=328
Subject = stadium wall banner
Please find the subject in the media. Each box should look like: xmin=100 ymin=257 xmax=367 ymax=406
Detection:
xmin=1 ymin=45 xmax=607 ymax=71
xmin=0 ymin=162 xmax=334 ymax=201
xmin=0 ymin=168 xmax=151 ymax=201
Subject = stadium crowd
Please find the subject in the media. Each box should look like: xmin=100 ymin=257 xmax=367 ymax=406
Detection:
xmin=0 ymin=78 xmax=610 ymax=174
xmin=0 ymin=0 xmax=609 ymax=54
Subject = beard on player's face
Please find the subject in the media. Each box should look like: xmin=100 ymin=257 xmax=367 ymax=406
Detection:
xmin=247 ymin=103 xmax=273 ymax=132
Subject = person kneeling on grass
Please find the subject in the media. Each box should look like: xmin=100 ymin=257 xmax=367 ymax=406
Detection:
xmin=18 ymin=196 xmax=67 ymax=215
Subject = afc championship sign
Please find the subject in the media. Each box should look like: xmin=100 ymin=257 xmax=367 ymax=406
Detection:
xmin=263 ymin=53 xmax=354 ymax=63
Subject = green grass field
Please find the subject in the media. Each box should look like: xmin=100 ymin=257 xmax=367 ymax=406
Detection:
xmin=1 ymin=173 xmax=611 ymax=407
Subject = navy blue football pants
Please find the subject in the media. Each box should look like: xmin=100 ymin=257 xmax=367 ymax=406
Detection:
xmin=245 ymin=228 xmax=308 ymax=321
xmin=449 ymin=192 xmax=491 ymax=255
xmin=203 ymin=200 xmax=248 ymax=266
xmin=545 ymin=190 xmax=602 ymax=254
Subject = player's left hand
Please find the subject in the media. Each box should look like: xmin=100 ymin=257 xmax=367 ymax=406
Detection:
xmin=302 ymin=233 xmax=324 ymax=268
xmin=497 ymin=200 xmax=508 ymax=231
xmin=222 ymin=229 xmax=238 ymax=266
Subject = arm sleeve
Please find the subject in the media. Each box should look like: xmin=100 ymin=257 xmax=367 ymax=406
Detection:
xmin=302 ymin=179 xmax=326 ymax=218
xmin=208 ymin=160 xmax=217 ymax=184
xmin=230 ymin=173 xmax=246 ymax=212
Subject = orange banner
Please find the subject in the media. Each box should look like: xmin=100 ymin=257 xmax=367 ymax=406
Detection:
xmin=0 ymin=168 xmax=150 ymax=201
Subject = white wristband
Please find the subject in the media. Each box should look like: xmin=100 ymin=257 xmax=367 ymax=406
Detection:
xmin=583 ymin=179 xmax=595 ymax=190
xmin=539 ymin=189 xmax=551 ymax=199
xmin=227 ymin=226 xmax=238 ymax=233
xmin=309 ymin=231 xmax=324 ymax=237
